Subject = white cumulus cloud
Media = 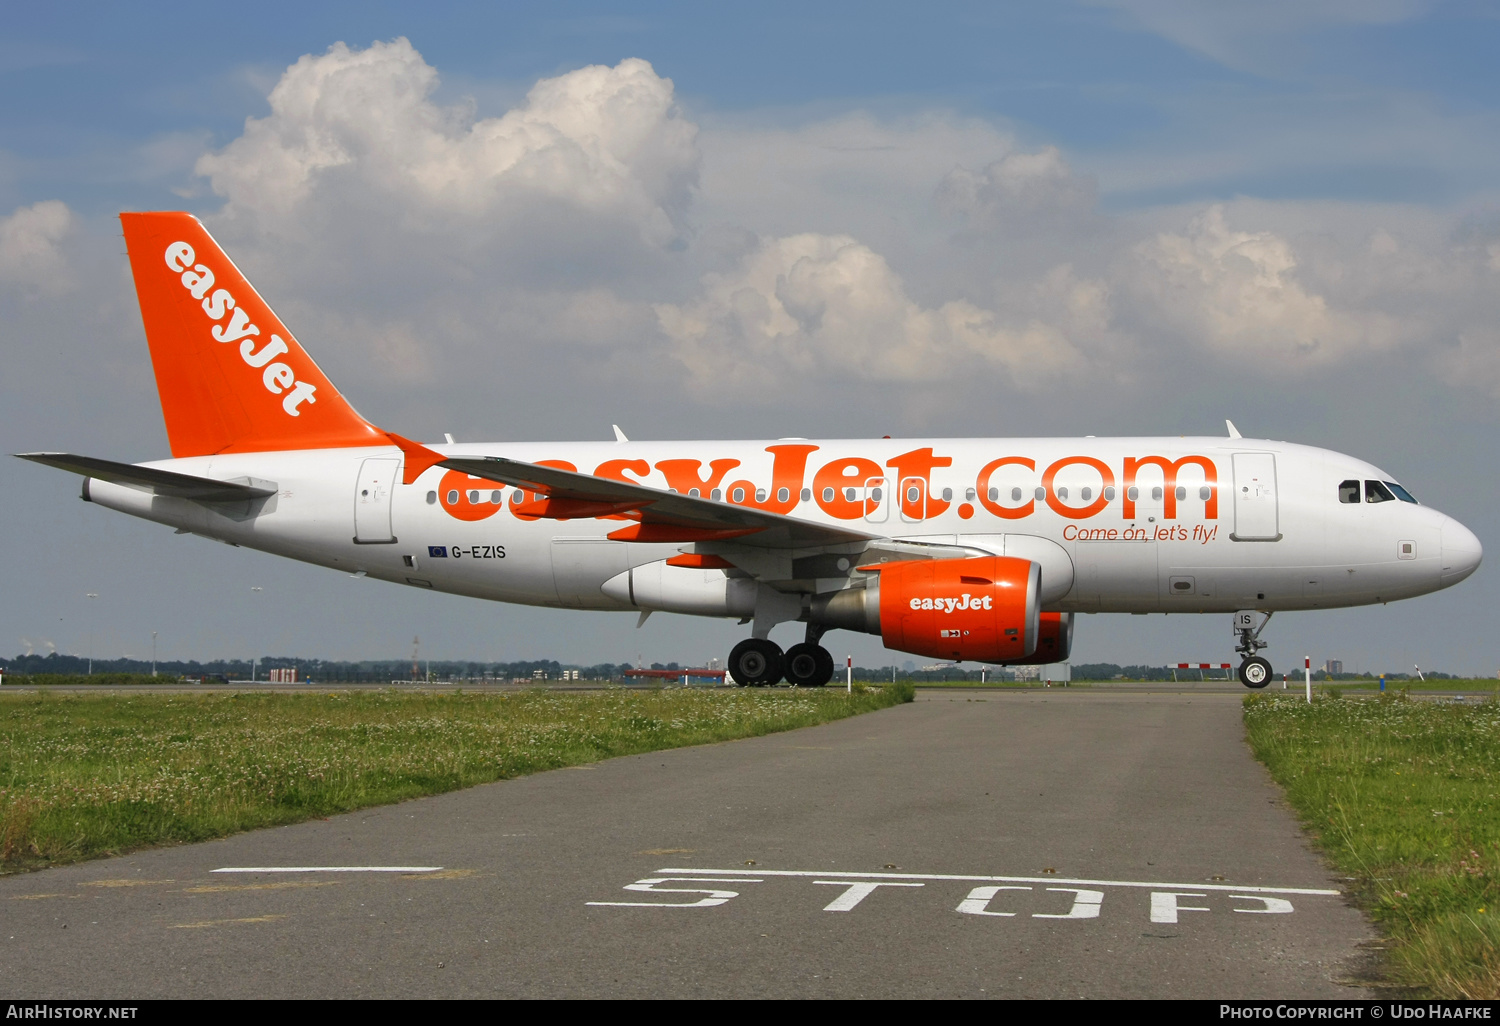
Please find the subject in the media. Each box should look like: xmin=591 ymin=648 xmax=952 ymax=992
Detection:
xmin=0 ymin=200 xmax=74 ymax=294
xmin=197 ymin=39 xmax=698 ymax=247
xmin=656 ymin=232 xmax=1083 ymax=396
xmin=1126 ymin=204 xmax=1397 ymax=363
xmin=936 ymin=146 xmax=1095 ymax=223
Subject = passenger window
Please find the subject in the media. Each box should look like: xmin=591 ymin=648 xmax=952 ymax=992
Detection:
xmin=1386 ymin=481 xmax=1419 ymax=504
xmin=1365 ymin=480 xmax=1396 ymax=503
xmin=1338 ymin=480 xmax=1360 ymax=503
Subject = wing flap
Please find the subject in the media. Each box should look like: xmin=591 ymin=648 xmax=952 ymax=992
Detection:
xmin=15 ymin=453 xmax=278 ymax=502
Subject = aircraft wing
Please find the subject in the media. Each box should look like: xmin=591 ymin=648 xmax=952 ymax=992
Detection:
xmin=15 ymin=453 xmax=277 ymax=503
xmin=436 ymin=455 xmax=880 ymax=549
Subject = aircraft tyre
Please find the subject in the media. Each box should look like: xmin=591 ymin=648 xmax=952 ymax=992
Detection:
xmin=1239 ymin=656 xmax=1272 ymax=689
xmin=728 ymin=638 xmax=785 ymax=687
xmin=785 ymin=643 xmax=835 ymax=687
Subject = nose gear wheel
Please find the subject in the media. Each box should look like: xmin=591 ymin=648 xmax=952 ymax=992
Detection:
xmin=1239 ymin=656 xmax=1272 ymax=689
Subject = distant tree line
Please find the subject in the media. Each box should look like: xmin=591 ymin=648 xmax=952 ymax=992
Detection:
xmin=0 ymin=652 xmax=635 ymax=683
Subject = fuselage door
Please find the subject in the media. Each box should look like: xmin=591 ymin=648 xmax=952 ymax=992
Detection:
xmin=1231 ymin=452 xmax=1280 ymax=541
xmin=354 ymin=457 xmax=399 ymax=543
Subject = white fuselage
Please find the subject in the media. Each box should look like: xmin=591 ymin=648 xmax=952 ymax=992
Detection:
xmin=81 ymin=436 xmax=1481 ymax=622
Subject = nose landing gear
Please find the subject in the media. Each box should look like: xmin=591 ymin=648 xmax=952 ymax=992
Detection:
xmin=1234 ymin=610 xmax=1274 ymax=689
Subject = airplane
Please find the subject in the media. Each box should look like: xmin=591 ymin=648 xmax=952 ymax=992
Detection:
xmin=15 ymin=212 xmax=1485 ymax=688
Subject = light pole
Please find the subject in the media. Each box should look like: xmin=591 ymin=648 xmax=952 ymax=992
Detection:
xmin=250 ymin=587 xmax=263 ymax=680
xmin=151 ymin=631 xmax=158 ymax=677
xmin=85 ymin=592 xmax=98 ymax=675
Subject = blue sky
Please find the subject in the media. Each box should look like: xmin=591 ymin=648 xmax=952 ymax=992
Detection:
xmin=2 ymin=2 xmax=1499 ymax=673
xmin=6 ymin=2 xmax=1498 ymax=212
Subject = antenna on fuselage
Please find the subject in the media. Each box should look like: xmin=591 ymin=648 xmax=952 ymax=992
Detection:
xmin=1226 ymin=420 xmax=1243 ymax=439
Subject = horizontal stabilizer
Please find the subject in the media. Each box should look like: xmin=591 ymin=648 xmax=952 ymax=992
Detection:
xmin=15 ymin=452 xmax=277 ymax=502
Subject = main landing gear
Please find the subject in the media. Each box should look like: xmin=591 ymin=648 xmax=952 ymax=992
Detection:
xmin=1234 ymin=610 xmax=1274 ymax=689
xmin=728 ymin=626 xmax=836 ymax=688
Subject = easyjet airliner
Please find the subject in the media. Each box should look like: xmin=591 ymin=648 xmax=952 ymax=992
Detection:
xmin=16 ymin=213 xmax=1484 ymax=687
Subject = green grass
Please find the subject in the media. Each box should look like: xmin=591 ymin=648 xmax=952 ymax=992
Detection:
xmin=0 ymin=684 xmax=911 ymax=873
xmin=1322 ymin=679 xmax=1500 ymax=694
xmin=1244 ymin=692 xmax=1500 ymax=997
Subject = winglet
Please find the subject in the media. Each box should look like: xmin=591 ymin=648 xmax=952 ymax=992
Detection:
xmin=387 ymin=433 xmax=447 ymax=485
xmin=1226 ymin=419 xmax=1242 ymax=439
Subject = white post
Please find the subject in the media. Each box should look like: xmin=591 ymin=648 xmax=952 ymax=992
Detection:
xmin=1305 ymin=656 xmax=1311 ymax=703
xmin=86 ymin=592 xmax=98 ymax=675
xmin=846 ymin=655 xmax=852 ymax=693
xmin=250 ymin=586 xmax=263 ymax=681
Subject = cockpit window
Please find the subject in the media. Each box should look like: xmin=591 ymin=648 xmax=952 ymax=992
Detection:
xmin=1385 ymin=481 xmax=1418 ymax=504
xmin=1338 ymin=480 xmax=1360 ymax=503
xmin=1365 ymin=480 xmax=1396 ymax=504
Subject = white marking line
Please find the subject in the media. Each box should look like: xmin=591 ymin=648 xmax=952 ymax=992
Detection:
xmin=212 ymin=867 xmax=443 ymax=874
xmin=659 ymin=868 xmax=1339 ymax=896
xmin=815 ymin=880 xmax=922 ymax=911
xmin=587 ymin=877 xmax=762 ymax=908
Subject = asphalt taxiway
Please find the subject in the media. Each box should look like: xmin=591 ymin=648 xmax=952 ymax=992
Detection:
xmin=0 ymin=689 xmax=1373 ymax=998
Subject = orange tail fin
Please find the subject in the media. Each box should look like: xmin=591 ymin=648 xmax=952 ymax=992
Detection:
xmin=121 ymin=211 xmax=389 ymax=457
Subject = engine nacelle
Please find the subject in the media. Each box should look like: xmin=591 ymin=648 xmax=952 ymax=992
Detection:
xmin=601 ymin=561 xmax=756 ymax=617
xmin=1009 ymin=612 xmax=1074 ymax=665
xmin=812 ymin=556 xmax=1040 ymax=663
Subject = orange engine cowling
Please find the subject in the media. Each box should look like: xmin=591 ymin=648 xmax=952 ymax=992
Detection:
xmin=873 ymin=556 xmax=1040 ymax=663
xmin=1007 ymin=612 xmax=1074 ymax=665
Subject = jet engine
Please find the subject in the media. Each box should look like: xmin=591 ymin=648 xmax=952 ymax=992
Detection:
xmin=811 ymin=556 xmax=1042 ymax=662
xmin=1012 ymin=611 xmax=1074 ymax=664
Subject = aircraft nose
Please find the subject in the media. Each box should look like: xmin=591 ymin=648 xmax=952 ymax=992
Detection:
xmin=1440 ymin=517 xmax=1483 ymax=586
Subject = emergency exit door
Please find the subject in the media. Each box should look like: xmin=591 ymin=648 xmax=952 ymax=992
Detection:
xmin=354 ymin=457 xmax=399 ymax=543
xmin=1230 ymin=452 xmax=1279 ymax=541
